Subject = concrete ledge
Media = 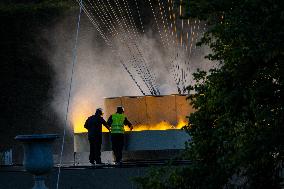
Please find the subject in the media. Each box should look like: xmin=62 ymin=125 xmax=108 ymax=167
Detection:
xmin=0 ymin=163 xmax=189 ymax=189
xmin=74 ymin=129 xmax=190 ymax=152
xmin=0 ymin=166 xmax=147 ymax=189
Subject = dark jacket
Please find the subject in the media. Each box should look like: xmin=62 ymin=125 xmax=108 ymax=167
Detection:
xmin=84 ymin=115 xmax=109 ymax=139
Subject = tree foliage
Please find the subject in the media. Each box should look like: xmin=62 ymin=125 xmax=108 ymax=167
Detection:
xmin=136 ymin=0 xmax=284 ymax=188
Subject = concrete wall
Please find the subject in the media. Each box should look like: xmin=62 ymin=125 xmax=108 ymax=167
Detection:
xmin=74 ymin=130 xmax=190 ymax=162
xmin=74 ymin=132 xmax=111 ymax=153
xmin=74 ymin=130 xmax=190 ymax=152
xmin=124 ymin=130 xmax=189 ymax=151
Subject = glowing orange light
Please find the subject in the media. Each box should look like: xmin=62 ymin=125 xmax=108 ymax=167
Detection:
xmin=71 ymin=99 xmax=91 ymax=133
xmin=73 ymin=109 xmax=188 ymax=134
xmin=125 ymin=119 xmax=188 ymax=132
xmin=71 ymin=99 xmax=109 ymax=133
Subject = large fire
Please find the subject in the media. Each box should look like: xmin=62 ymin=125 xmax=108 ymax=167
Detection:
xmin=72 ymin=111 xmax=188 ymax=133
xmin=71 ymin=95 xmax=190 ymax=133
xmin=125 ymin=119 xmax=188 ymax=132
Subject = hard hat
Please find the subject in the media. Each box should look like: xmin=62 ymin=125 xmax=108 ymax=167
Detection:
xmin=96 ymin=108 xmax=103 ymax=115
xmin=117 ymin=106 xmax=124 ymax=113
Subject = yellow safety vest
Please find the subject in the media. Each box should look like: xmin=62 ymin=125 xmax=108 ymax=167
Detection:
xmin=111 ymin=113 xmax=126 ymax=134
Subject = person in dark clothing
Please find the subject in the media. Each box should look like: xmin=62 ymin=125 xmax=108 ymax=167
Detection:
xmin=107 ymin=106 xmax=133 ymax=164
xmin=84 ymin=108 xmax=110 ymax=165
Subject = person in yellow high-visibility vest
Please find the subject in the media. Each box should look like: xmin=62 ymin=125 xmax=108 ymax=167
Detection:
xmin=107 ymin=106 xmax=133 ymax=164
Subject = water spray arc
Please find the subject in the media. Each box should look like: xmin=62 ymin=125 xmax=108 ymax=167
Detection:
xmin=80 ymin=0 xmax=147 ymax=95
xmin=77 ymin=0 xmax=207 ymax=95
xmin=163 ymin=0 xmax=208 ymax=94
xmin=84 ymin=0 xmax=160 ymax=95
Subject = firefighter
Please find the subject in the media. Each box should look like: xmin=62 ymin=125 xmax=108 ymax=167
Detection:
xmin=107 ymin=106 xmax=133 ymax=164
xmin=84 ymin=108 xmax=110 ymax=165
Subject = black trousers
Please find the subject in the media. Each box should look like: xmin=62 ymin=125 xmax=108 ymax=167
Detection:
xmin=88 ymin=137 xmax=102 ymax=163
xmin=111 ymin=133 xmax=124 ymax=162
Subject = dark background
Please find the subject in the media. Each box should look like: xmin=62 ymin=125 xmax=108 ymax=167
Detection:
xmin=0 ymin=0 xmax=78 ymax=163
xmin=0 ymin=0 xmax=161 ymax=163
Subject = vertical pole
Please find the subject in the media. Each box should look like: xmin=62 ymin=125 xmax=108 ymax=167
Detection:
xmin=56 ymin=1 xmax=83 ymax=188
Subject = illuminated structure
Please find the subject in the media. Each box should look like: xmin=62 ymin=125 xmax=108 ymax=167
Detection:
xmin=104 ymin=94 xmax=194 ymax=129
xmin=74 ymin=94 xmax=194 ymax=162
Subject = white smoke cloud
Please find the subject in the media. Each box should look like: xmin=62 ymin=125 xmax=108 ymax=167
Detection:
xmin=43 ymin=13 xmax=213 ymax=132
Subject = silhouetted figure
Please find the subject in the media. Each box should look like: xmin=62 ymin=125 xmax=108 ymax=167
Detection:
xmin=107 ymin=106 xmax=133 ymax=164
xmin=84 ymin=108 xmax=109 ymax=164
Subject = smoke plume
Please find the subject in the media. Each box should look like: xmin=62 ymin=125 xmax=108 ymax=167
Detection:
xmin=43 ymin=13 xmax=212 ymax=132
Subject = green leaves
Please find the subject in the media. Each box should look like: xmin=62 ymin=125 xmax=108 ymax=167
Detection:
xmin=136 ymin=0 xmax=284 ymax=188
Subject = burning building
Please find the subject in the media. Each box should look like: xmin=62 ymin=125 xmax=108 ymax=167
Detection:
xmin=74 ymin=94 xmax=194 ymax=163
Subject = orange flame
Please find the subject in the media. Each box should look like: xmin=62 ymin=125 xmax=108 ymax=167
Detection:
xmin=127 ymin=119 xmax=188 ymax=132
xmin=73 ymin=115 xmax=188 ymax=133
xmin=71 ymin=100 xmax=189 ymax=133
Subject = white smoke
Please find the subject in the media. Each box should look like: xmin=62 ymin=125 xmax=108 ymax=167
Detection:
xmin=43 ymin=13 xmax=213 ymax=131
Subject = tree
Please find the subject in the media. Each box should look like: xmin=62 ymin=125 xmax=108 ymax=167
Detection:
xmin=136 ymin=0 xmax=284 ymax=188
